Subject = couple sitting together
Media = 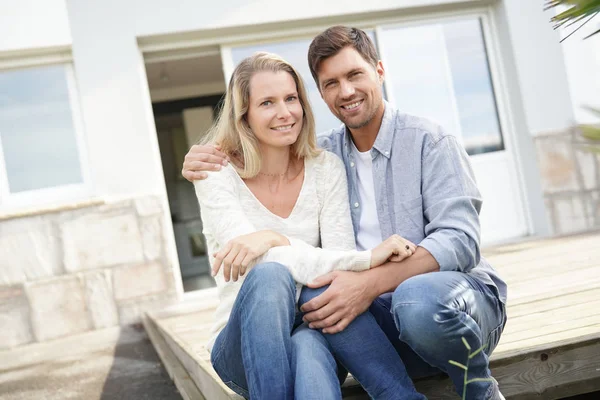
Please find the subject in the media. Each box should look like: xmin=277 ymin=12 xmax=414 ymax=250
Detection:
xmin=182 ymin=25 xmax=507 ymax=400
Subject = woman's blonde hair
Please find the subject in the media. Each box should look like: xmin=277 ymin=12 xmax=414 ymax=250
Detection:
xmin=201 ymin=52 xmax=320 ymax=178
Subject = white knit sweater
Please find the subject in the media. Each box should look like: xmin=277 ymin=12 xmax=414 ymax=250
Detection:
xmin=194 ymin=150 xmax=372 ymax=351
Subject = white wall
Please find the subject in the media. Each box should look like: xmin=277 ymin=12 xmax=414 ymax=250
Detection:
xmin=131 ymin=0 xmax=486 ymax=37
xmin=497 ymin=0 xmax=575 ymax=135
xmin=0 ymin=0 xmax=71 ymax=53
xmin=560 ymin=21 xmax=600 ymax=124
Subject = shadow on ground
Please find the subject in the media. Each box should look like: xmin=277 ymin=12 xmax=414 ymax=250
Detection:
xmin=0 ymin=325 xmax=180 ymax=400
xmin=99 ymin=323 xmax=180 ymax=400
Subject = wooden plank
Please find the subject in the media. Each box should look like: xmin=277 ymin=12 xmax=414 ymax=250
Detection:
xmin=507 ymin=288 xmax=600 ymax=318
xmin=493 ymin=336 xmax=600 ymax=399
xmin=496 ymin=325 xmax=600 ymax=356
xmin=505 ymin=298 xmax=600 ymax=333
xmin=143 ymin=315 xmax=206 ymax=400
xmin=507 ymin=267 xmax=600 ymax=305
xmin=152 ymin=313 xmax=243 ymax=400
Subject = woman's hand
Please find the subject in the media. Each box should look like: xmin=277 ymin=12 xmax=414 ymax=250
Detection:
xmin=213 ymin=230 xmax=289 ymax=282
xmin=370 ymin=234 xmax=417 ymax=268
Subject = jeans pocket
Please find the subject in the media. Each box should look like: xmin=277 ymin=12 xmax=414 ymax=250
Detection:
xmin=223 ymin=380 xmax=249 ymax=399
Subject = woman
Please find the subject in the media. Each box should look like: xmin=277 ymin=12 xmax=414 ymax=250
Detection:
xmin=194 ymin=52 xmax=425 ymax=400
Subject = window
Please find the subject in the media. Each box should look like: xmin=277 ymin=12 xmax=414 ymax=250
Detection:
xmin=379 ymin=18 xmax=504 ymax=155
xmin=227 ymin=19 xmax=503 ymax=156
xmin=0 ymin=63 xmax=88 ymax=207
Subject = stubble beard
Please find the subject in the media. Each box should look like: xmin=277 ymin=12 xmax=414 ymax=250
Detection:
xmin=341 ymin=100 xmax=381 ymax=129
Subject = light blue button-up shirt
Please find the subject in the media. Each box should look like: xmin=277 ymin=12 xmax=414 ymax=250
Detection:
xmin=317 ymin=102 xmax=507 ymax=304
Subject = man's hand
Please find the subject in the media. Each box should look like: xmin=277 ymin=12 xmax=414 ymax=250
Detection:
xmin=300 ymin=270 xmax=377 ymax=334
xmin=181 ymin=144 xmax=229 ymax=182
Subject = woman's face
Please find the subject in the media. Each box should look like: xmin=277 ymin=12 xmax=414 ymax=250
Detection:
xmin=246 ymin=70 xmax=304 ymax=151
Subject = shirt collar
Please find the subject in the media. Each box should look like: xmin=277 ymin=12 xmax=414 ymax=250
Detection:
xmin=342 ymin=101 xmax=396 ymax=160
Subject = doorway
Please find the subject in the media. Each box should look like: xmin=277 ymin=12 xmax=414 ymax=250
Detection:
xmin=145 ymin=54 xmax=225 ymax=292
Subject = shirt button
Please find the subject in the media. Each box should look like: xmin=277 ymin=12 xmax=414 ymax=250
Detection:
xmin=350 ymin=162 xmax=355 ymax=167
xmin=354 ymin=202 xmax=359 ymax=208
xmin=385 ymin=151 xmax=390 ymax=156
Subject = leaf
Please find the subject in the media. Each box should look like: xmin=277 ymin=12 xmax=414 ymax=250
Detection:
xmin=580 ymin=145 xmax=600 ymax=154
xmin=468 ymin=344 xmax=487 ymax=359
xmin=466 ymin=378 xmax=495 ymax=384
xmin=583 ymin=25 xmax=600 ymax=38
xmin=461 ymin=337 xmax=472 ymax=351
xmin=582 ymin=106 xmax=600 ymax=118
xmin=580 ymin=125 xmax=600 ymax=140
xmin=448 ymin=360 xmax=468 ymax=370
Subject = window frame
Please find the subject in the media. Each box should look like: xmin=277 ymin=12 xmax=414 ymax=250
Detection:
xmin=0 ymin=55 xmax=93 ymax=213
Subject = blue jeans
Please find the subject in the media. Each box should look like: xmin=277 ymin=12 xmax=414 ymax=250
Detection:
xmin=371 ymin=271 xmax=507 ymax=399
xmin=300 ymin=271 xmax=505 ymax=400
xmin=298 ymin=287 xmax=426 ymax=400
xmin=210 ymin=262 xmax=342 ymax=399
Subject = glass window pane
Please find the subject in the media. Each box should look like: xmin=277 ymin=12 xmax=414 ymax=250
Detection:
xmin=0 ymin=64 xmax=83 ymax=193
xmin=231 ymin=31 xmax=378 ymax=135
xmin=380 ymin=18 xmax=504 ymax=155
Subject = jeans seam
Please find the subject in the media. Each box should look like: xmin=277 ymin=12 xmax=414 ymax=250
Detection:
xmin=391 ymin=302 xmax=419 ymax=338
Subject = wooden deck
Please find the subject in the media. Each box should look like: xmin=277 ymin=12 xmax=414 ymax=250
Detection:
xmin=145 ymin=231 xmax=600 ymax=399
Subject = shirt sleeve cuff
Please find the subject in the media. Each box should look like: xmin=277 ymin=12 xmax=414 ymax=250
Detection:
xmin=418 ymin=237 xmax=453 ymax=272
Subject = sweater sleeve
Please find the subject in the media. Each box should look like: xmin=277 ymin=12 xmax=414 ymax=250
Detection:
xmin=194 ymin=165 xmax=370 ymax=284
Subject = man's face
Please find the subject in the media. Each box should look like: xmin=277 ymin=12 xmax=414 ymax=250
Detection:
xmin=317 ymin=46 xmax=385 ymax=129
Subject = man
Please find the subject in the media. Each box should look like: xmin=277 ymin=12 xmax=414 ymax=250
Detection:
xmin=183 ymin=26 xmax=507 ymax=400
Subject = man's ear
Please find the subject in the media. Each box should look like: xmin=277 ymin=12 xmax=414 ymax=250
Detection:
xmin=377 ymin=60 xmax=385 ymax=84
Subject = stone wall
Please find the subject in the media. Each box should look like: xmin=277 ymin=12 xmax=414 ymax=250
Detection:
xmin=0 ymin=196 xmax=179 ymax=350
xmin=535 ymin=128 xmax=600 ymax=235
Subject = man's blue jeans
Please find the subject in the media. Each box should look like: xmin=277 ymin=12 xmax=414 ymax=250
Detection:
xmin=379 ymin=271 xmax=506 ymax=399
xmin=300 ymin=271 xmax=506 ymax=400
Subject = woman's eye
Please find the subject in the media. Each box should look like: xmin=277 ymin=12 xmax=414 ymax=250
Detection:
xmin=261 ymin=100 xmax=272 ymax=106
xmin=286 ymin=96 xmax=297 ymax=102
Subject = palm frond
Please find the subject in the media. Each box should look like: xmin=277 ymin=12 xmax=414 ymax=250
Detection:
xmin=544 ymin=0 xmax=600 ymax=40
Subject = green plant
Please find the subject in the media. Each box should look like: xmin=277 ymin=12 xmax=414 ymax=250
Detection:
xmin=448 ymin=337 xmax=493 ymax=400
xmin=544 ymin=2 xmax=600 ymax=153
xmin=544 ymin=0 xmax=600 ymax=41
xmin=575 ymin=107 xmax=600 ymax=154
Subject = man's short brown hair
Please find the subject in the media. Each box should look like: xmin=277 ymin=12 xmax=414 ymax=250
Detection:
xmin=307 ymin=26 xmax=379 ymax=87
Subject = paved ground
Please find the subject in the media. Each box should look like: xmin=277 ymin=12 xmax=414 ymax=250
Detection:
xmin=0 ymin=323 xmax=598 ymax=400
xmin=0 ymin=324 xmax=180 ymax=400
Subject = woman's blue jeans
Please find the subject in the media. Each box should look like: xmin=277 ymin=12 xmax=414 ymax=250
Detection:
xmin=210 ymin=262 xmax=342 ymax=399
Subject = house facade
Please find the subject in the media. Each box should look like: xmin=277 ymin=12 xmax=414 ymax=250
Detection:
xmin=1 ymin=0 xmax=599 ymax=350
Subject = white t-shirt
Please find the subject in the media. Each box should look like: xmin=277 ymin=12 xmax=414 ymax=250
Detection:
xmin=194 ymin=151 xmax=372 ymax=351
xmin=351 ymin=142 xmax=383 ymax=251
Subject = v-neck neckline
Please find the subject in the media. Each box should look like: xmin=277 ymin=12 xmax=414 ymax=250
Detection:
xmin=230 ymin=158 xmax=311 ymax=221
